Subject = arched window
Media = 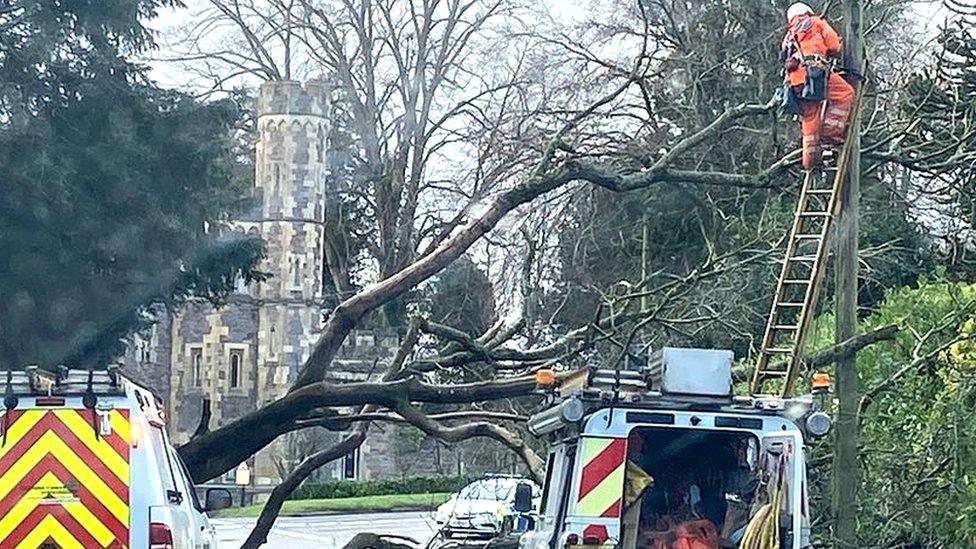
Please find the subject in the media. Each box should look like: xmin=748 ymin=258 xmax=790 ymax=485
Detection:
xmin=292 ymin=256 xmax=303 ymax=288
xmin=229 ymin=351 xmax=242 ymax=389
xmin=191 ymin=348 xmax=203 ymax=388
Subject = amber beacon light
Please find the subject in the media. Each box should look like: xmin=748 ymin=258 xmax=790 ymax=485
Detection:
xmin=535 ymin=368 xmax=557 ymax=386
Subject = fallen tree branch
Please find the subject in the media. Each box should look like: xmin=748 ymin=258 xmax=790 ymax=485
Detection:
xmin=181 ymin=374 xmax=539 ymax=482
xmin=181 ymin=78 xmax=797 ymax=482
xmin=392 ymin=400 xmax=545 ymax=484
xmin=294 ymin=409 xmax=527 ymax=430
xmin=292 ymin=86 xmax=791 ymax=389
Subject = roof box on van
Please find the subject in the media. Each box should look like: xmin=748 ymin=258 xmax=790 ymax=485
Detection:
xmin=646 ymin=347 xmax=733 ymax=397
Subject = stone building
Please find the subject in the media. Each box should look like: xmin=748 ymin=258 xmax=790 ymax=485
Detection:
xmin=123 ymin=80 xmax=500 ymax=485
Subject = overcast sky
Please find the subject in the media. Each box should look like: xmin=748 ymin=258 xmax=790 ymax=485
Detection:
xmin=144 ymin=1 xmax=951 ymax=93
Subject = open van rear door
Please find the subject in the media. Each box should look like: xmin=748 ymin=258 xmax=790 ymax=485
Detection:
xmin=761 ymin=432 xmax=804 ymax=549
xmin=0 ymin=405 xmax=131 ymax=548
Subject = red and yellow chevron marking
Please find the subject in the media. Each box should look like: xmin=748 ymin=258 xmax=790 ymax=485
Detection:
xmin=575 ymin=437 xmax=626 ymax=518
xmin=0 ymin=408 xmax=130 ymax=549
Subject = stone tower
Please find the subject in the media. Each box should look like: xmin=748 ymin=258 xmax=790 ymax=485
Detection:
xmin=247 ymin=81 xmax=331 ymax=480
xmin=250 ymin=81 xmax=329 ymax=398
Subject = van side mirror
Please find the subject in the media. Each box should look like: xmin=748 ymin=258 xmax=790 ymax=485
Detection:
xmin=205 ymin=488 xmax=233 ymax=512
xmin=513 ymin=482 xmax=533 ymax=513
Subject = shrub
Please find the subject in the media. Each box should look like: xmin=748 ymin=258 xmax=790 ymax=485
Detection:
xmin=291 ymin=475 xmax=476 ymax=500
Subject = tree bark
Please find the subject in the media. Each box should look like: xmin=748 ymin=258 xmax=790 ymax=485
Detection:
xmin=190 ymin=397 xmax=211 ymax=440
xmin=833 ymin=2 xmax=864 ymax=546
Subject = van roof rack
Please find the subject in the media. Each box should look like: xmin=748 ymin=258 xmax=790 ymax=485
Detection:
xmin=4 ymin=365 xmax=126 ymax=397
xmin=557 ymin=348 xmax=734 ymax=401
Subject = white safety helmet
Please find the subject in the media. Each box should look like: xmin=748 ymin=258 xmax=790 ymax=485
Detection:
xmin=786 ymin=2 xmax=814 ymax=21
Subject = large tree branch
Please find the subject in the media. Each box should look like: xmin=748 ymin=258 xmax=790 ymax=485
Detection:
xmin=180 ymin=375 xmax=538 ymax=482
xmin=732 ymin=324 xmax=900 ymax=382
xmin=181 ymin=85 xmax=793 ymax=482
xmin=294 ymin=409 xmax=527 ymax=431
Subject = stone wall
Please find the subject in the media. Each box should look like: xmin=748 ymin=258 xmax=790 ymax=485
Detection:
xmin=167 ymin=298 xmax=260 ymax=443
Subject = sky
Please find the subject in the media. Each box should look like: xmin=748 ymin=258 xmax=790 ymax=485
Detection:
xmin=144 ymin=1 xmax=952 ymax=93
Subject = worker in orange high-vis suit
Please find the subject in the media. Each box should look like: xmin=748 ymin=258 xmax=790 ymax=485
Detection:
xmin=780 ymin=3 xmax=855 ymax=170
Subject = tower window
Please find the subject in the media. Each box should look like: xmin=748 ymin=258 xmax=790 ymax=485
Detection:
xmin=230 ymin=350 xmax=243 ymax=389
xmin=343 ymin=447 xmax=358 ymax=479
xmin=291 ymin=256 xmax=303 ymax=288
xmin=191 ymin=348 xmax=203 ymax=388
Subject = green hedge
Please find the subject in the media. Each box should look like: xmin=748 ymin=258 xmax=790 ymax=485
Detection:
xmin=291 ymin=475 xmax=476 ymax=500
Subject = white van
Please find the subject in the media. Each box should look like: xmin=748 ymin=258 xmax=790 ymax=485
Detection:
xmin=519 ymin=349 xmax=829 ymax=549
xmin=0 ymin=366 xmax=230 ymax=548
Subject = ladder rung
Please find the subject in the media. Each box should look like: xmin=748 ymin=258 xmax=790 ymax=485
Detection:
xmin=807 ymin=189 xmax=833 ymax=195
xmin=788 ymin=256 xmax=816 ymax=262
xmin=793 ymin=233 xmax=822 ymax=240
xmin=782 ymin=279 xmax=810 ymax=284
xmin=773 ymin=324 xmax=799 ymax=331
xmin=776 ymin=302 xmax=804 ymax=307
xmin=764 ymin=347 xmax=794 ymax=353
xmin=799 ymin=212 xmax=831 ymax=217
xmin=758 ymin=370 xmax=789 ymax=378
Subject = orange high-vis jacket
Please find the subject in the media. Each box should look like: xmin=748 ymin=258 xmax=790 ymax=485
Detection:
xmin=781 ymin=14 xmax=843 ymax=87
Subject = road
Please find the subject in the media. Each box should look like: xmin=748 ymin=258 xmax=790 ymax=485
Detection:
xmin=213 ymin=511 xmax=439 ymax=548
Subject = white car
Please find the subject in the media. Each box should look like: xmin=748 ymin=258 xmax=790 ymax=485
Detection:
xmin=435 ymin=476 xmax=541 ymax=538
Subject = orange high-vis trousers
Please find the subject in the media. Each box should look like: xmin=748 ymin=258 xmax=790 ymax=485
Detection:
xmin=798 ymin=72 xmax=855 ymax=169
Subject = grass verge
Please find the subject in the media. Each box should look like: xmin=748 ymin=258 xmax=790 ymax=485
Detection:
xmin=212 ymin=492 xmax=452 ymax=518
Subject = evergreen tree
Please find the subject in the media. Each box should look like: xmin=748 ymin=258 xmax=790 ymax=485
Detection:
xmin=0 ymin=0 xmax=260 ymax=369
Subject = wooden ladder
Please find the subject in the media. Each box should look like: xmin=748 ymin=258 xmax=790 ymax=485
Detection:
xmin=750 ymin=119 xmax=859 ymax=397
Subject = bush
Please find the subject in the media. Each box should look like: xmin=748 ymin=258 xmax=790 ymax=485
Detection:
xmin=291 ymin=475 xmax=476 ymax=500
